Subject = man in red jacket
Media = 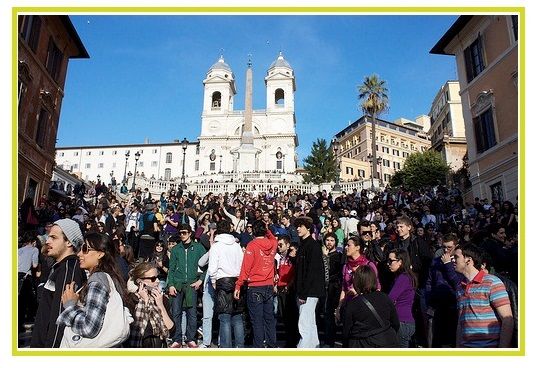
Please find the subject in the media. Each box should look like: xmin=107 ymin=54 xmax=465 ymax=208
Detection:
xmin=234 ymin=220 xmax=278 ymax=348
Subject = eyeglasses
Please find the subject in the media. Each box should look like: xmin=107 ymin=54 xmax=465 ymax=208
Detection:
xmin=140 ymin=276 xmax=158 ymax=282
xmin=361 ymin=231 xmax=373 ymax=236
xmin=179 ymin=230 xmax=190 ymax=235
xmin=81 ymin=243 xmax=97 ymax=254
xmin=387 ymin=258 xmax=399 ymax=265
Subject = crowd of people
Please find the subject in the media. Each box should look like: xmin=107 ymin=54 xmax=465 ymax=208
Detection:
xmin=17 ymin=183 xmax=519 ymax=349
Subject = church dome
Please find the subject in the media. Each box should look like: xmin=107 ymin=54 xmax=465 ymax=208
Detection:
xmin=268 ymin=52 xmax=292 ymax=70
xmin=208 ymin=56 xmax=232 ymax=73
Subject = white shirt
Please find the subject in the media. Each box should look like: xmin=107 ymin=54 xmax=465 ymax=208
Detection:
xmin=344 ymin=217 xmax=360 ymax=239
xmin=208 ymin=234 xmax=244 ymax=283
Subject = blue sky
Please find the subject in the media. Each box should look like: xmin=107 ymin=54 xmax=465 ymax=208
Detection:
xmin=58 ymin=14 xmax=458 ymax=164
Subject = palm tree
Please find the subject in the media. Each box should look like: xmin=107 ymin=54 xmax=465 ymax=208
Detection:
xmin=358 ymin=74 xmax=389 ymax=189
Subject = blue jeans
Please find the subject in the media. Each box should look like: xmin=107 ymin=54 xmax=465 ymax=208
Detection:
xmin=297 ymin=297 xmax=320 ymax=348
xmin=247 ymin=285 xmax=277 ymax=348
xmin=398 ymin=321 xmax=416 ymax=348
xmin=218 ymin=313 xmax=244 ymax=348
xmin=202 ymin=275 xmax=215 ymax=346
xmin=170 ymin=289 xmax=197 ymax=344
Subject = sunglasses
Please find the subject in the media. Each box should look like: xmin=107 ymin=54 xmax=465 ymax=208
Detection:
xmin=81 ymin=243 xmax=97 ymax=254
xmin=361 ymin=231 xmax=373 ymax=236
xmin=387 ymin=258 xmax=399 ymax=265
xmin=140 ymin=276 xmax=159 ymax=282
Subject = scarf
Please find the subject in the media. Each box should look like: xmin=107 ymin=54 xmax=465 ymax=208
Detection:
xmin=129 ymin=294 xmax=169 ymax=347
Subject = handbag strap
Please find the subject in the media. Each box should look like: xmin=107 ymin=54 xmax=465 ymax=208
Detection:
xmin=360 ymin=295 xmax=386 ymax=328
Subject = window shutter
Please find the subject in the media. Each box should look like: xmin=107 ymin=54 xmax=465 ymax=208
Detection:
xmin=464 ymin=46 xmax=474 ymax=82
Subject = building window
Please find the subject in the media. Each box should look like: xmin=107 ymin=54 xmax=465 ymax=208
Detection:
xmin=345 ymin=167 xmax=354 ymax=175
xmin=60 ymin=152 xmax=64 ymax=157
xmin=384 ymin=173 xmax=392 ymax=182
xmin=511 ymin=15 xmax=518 ymax=42
xmin=383 ymin=159 xmax=390 ymax=168
xmin=138 ymin=161 xmax=144 ymax=167
xmin=196 ymin=145 xmax=200 ymax=155
xmin=277 ymin=161 xmax=283 ymax=170
xmin=275 ymin=88 xmax=285 ymax=106
xmin=490 ymin=181 xmax=504 ymax=202
xmin=99 ymin=151 xmax=104 ymax=155
xmin=35 ymin=108 xmax=48 ymax=148
xmin=212 ymin=91 xmax=222 ymax=108
xmin=358 ymin=169 xmax=365 ymax=178
xmin=152 ymin=149 xmax=157 ymax=154
xmin=98 ymin=163 xmax=104 ymax=168
xmin=112 ymin=162 xmax=116 ymax=168
xmin=210 ymin=162 xmax=216 ymax=171
xmin=473 ymin=107 xmax=497 ymax=153
xmin=151 ymin=161 xmax=158 ymax=167
xmin=382 ymin=146 xmax=389 ymax=154
xmin=112 ymin=150 xmax=117 ymax=155
xmin=19 ymin=15 xmax=41 ymax=53
xmin=73 ymin=164 xmax=78 ymax=169
xmin=464 ymin=36 xmax=485 ymax=83
xmin=164 ymin=168 xmax=171 ymax=180
xmin=166 ymin=152 xmax=172 ymax=163
xmin=18 ymin=81 xmax=27 ymax=113
xmin=86 ymin=151 xmax=91 ymax=156
xmin=195 ymin=160 xmax=199 ymax=171
xmin=85 ymin=163 xmax=91 ymax=169
xmin=74 ymin=152 xmax=78 ymax=156
xmin=46 ymin=37 xmax=63 ymax=82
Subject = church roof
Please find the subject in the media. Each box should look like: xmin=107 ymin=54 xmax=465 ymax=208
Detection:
xmin=269 ymin=52 xmax=292 ymax=70
xmin=208 ymin=56 xmax=232 ymax=73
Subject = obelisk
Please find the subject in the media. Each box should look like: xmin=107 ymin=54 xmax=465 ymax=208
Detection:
xmin=242 ymin=57 xmax=254 ymax=145
xmin=235 ymin=55 xmax=259 ymax=171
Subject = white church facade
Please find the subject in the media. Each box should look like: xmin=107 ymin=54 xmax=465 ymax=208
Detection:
xmin=55 ymin=53 xmax=302 ymax=185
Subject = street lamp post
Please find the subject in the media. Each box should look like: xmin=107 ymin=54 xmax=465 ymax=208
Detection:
xmin=131 ymin=151 xmax=141 ymax=191
xmin=332 ymin=138 xmax=341 ymax=192
xmin=95 ymin=174 xmax=101 ymax=205
xmin=123 ymin=151 xmax=130 ymax=184
xmin=180 ymin=138 xmax=188 ymax=190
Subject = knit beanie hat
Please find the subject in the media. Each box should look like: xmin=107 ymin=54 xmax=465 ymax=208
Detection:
xmin=54 ymin=218 xmax=84 ymax=251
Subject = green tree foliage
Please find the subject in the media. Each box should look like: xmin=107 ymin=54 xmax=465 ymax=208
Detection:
xmin=303 ymin=138 xmax=337 ymax=184
xmin=394 ymin=150 xmax=450 ymax=190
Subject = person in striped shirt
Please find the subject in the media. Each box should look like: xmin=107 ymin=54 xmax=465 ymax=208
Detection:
xmin=452 ymin=244 xmax=513 ymax=348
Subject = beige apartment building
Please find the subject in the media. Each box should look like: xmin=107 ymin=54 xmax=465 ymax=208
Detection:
xmin=431 ymin=15 xmax=519 ymax=202
xmin=334 ymin=115 xmax=431 ymax=185
xmin=428 ymin=81 xmax=467 ymax=172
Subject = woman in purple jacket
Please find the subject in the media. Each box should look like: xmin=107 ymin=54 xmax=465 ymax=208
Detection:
xmin=387 ymin=248 xmax=417 ymax=348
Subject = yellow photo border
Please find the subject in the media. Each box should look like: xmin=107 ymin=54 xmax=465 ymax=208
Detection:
xmin=12 ymin=6 xmax=525 ymax=357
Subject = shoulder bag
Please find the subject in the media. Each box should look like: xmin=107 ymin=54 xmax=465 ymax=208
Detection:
xmin=60 ymin=273 xmax=133 ymax=348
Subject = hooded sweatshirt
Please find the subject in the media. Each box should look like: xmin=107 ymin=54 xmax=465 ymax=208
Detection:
xmin=208 ymin=233 xmax=244 ymax=284
xmin=235 ymin=230 xmax=278 ymax=290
